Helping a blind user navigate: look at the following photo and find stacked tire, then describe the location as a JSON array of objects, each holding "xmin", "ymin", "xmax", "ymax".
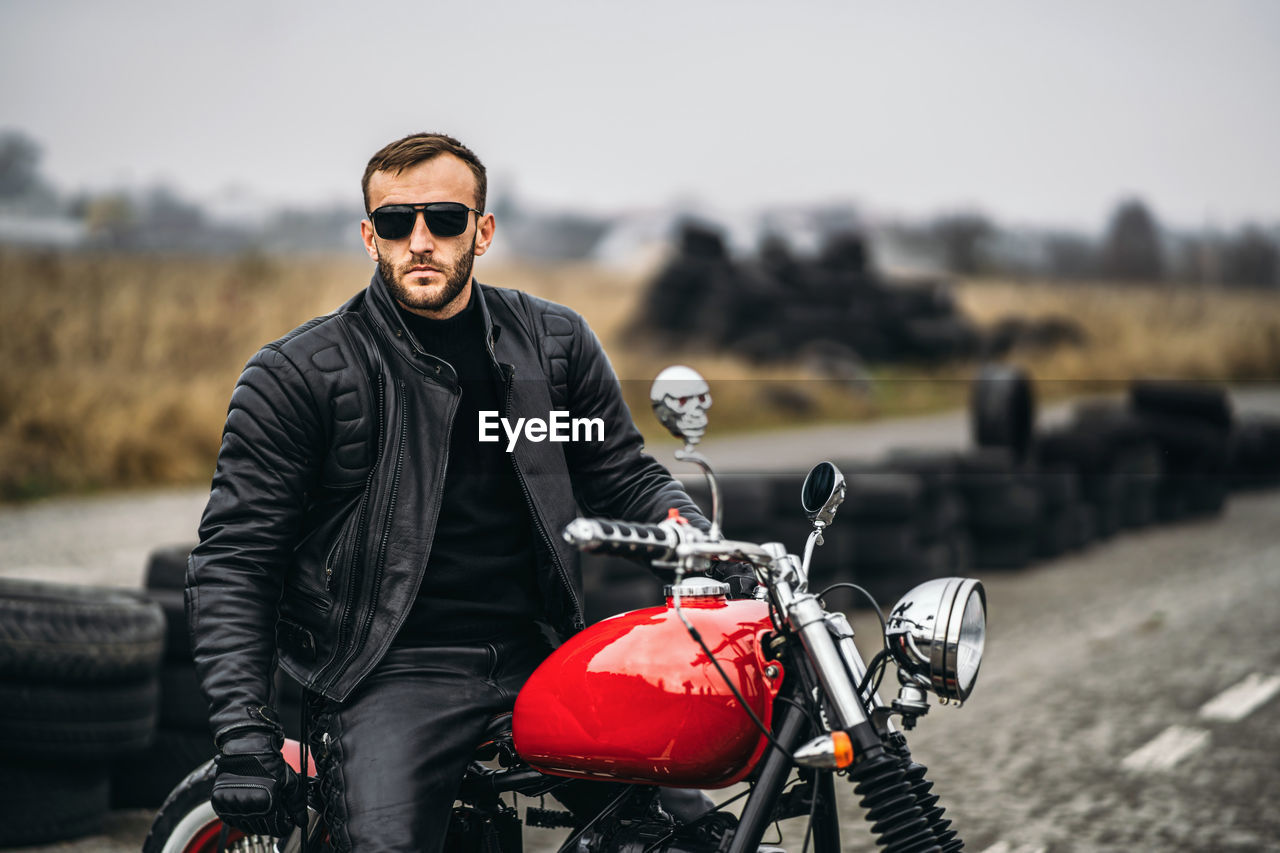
[
  {"xmin": 1229, "ymin": 414, "xmax": 1280, "ymax": 490},
  {"xmin": 0, "ymin": 578, "xmax": 164, "ymax": 847},
  {"xmin": 121, "ymin": 545, "xmax": 307, "ymax": 810},
  {"xmin": 109, "ymin": 544, "xmax": 218, "ymax": 810},
  {"xmin": 1129, "ymin": 381, "xmax": 1232, "ymax": 520},
  {"xmin": 882, "ymin": 449, "xmax": 971, "ymax": 576},
  {"xmin": 954, "ymin": 448, "xmax": 1043, "ymax": 570}
]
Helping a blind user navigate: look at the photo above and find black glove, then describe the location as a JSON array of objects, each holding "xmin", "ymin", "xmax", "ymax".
[
  {"xmin": 212, "ymin": 725, "xmax": 307, "ymax": 838},
  {"xmin": 709, "ymin": 560, "xmax": 760, "ymax": 598}
]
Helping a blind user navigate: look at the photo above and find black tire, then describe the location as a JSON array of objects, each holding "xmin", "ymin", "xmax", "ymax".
[
  {"xmin": 1130, "ymin": 380, "xmax": 1233, "ymax": 430},
  {"xmin": 963, "ymin": 480, "xmax": 1041, "ymax": 531},
  {"xmin": 142, "ymin": 757, "xmax": 270, "ymax": 853},
  {"xmin": 0, "ymin": 578, "xmax": 165, "ymax": 683},
  {"xmin": 1185, "ymin": 476, "xmax": 1229, "ymax": 517},
  {"xmin": 1228, "ymin": 416, "xmax": 1280, "ymax": 490},
  {"xmin": 1155, "ymin": 481, "xmax": 1192, "ymax": 522},
  {"xmin": 940, "ymin": 531, "xmax": 973, "ymax": 574},
  {"xmin": 584, "ymin": 572, "xmax": 663, "ymax": 624},
  {"xmin": 716, "ymin": 473, "xmax": 776, "ymax": 532},
  {"xmin": 0, "ymin": 676, "xmax": 159, "ymax": 759},
  {"xmin": 971, "ymin": 535, "xmax": 1038, "ymax": 571},
  {"xmin": 838, "ymin": 471, "xmax": 925, "ymax": 522},
  {"xmin": 882, "ymin": 448, "xmax": 960, "ymax": 494},
  {"xmin": 847, "ymin": 520, "xmax": 921, "ymax": 565},
  {"xmin": 1072, "ymin": 504, "xmax": 1099, "ymax": 550},
  {"xmin": 847, "ymin": 556, "xmax": 935, "ymax": 611},
  {"xmin": 159, "ymin": 663, "xmax": 209, "ymax": 732},
  {"xmin": 1140, "ymin": 415, "xmax": 1230, "ymax": 472},
  {"xmin": 146, "ymin": 543, "xmax": 196, "ymax": 591},
  {"xmin": 765, "ymin": 471, "xmax": 811, "ymax": 524},
  {"xmin": 1036, "ymin": 508, "xmax": 1079, "ymax": 559},
  {"xmin": 1114, "ymin": 443, "xmax": 1162, "ymax": 529},
  {"xmin": 1030, "ymin": 465, "xmax": 1079, "ymax": 513},
  {"xmin": 971, "ymin": 363, "xmax": 1036, "ymax": 463},
  {"xmin": 956, "ymin": 446, "xmax": 1018, "ymax": 477},
  {"xmin": 149, "ymin": 586, "xmax": 193, "ymax": 663},
  {"xmin": 1034, "ymin": 426, "xmax": 1117, "ymax": 475},
  {"xmin": 915, "ymin": 492, "xmax": 966, "ymax": 542},
  {"xmin": 0, "ymin": 758, "xmax": 111, "ymax": 847},
  {"xmin": 110, "ymin": 728, "xmax": 216, "ymax": 809}
]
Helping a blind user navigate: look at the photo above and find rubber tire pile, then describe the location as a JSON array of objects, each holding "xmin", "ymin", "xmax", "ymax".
[
  {"xmin": 636, "ymin": 224, "xmax": 1084, "ymax": 368},
  {"xmin": 583, "ymin": 372, "xmax": 1280, "ymax": 620},
  {"xmin": 0, "ymin": 549, "xmax": 307, "ymax": 847},
  {"xmin": 113, "ymin": 546, "xmax": 305, "ymax": 812},
  {"xmin": 0, "ymin": 579, "xmax": 164, "ymax": 847}
]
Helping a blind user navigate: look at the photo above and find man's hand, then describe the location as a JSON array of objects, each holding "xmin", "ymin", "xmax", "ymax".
[
  {"xmin": 709, "ymin": 559, "xmax": 760, "ymax": 599},
  {"xmin": 212, "ymin": 727, "xmax": 307, "ymax": 838}
]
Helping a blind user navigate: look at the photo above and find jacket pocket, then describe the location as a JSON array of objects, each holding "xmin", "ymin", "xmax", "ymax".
[
  {"xmin": 277, "ymin": 618, "xmax": 318, "ymax": 662},
  {"xmin": 321, "ymin": 506, "xmax": 363, "ymax": 595}
]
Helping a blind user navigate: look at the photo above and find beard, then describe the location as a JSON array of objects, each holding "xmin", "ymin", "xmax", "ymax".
[{"xmin": 379, "ymin": 234, "xmax": 476, "ymax": 314}]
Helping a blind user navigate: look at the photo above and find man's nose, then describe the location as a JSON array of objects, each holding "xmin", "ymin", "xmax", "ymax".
[{"xmin": 408, "ymin": 211, "xmax": 434, "ymax": 254}]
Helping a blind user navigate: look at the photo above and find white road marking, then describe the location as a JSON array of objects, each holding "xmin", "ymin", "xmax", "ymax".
[
  {"xmin": 981, "ymin": 842, "xmax": 1046, "ymax": 853},
  {"xmin": 1121, "ymin": 725, "xmax": 1211, "ymax": 772},
  {"xmin": 1198, "ymin": 673, "xmax": 1280, "ymax": 723}
]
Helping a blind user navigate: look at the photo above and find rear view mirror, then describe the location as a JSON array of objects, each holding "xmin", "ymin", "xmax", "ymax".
[{"xmin": 801, "ymin": 461, "xmax": 845, "ymax": 528}]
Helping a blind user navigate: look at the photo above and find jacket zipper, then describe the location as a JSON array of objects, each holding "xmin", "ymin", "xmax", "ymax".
[
  {"xmin": 322, "ymin": 522, "xmax": 349, "ymax": 593},
  {"xmin": 502, "ymin": 364, "xmax": 585, "ymax": 631},
  {"xmin": 317, "ymin": 372, "xmax": 385, "ymax": 691},
  {"xmin": 344, "ymin": 379, "xmax": 407, "ymax": 679}
]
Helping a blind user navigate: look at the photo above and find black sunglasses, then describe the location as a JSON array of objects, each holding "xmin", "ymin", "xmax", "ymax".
[{"xmin": 368, "ymin": 202, "xmax": 481, "ymax": 240}]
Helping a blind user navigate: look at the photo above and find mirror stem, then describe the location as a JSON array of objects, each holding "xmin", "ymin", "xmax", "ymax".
[
  {"xmin": 675, "ymin": 446, "xmax": 722, "ymax": 541},
  {"xmin": 801, "ymin": 526, "xmax": 824, "ymax": 581}
]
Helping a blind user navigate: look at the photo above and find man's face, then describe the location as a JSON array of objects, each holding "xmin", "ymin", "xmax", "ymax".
[{"xmin": 360, "ymin": 154, "xmax": 496, "ymax": 319}]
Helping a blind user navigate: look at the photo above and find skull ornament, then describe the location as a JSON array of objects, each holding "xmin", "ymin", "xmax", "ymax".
[{"xmin": 650, "ymin": 365, "xmax": 712, "ymax": 445}]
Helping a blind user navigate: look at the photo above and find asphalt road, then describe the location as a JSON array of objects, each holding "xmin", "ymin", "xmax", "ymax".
[{"xmin": 2, "ymin": 390, "xmax": 1278, "ymax": 852}]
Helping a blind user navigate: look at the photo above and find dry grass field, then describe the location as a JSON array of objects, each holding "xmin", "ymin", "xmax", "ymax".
[{"xmin": 2, "ymin": 247, "xmax": 1278, "ymax": 501}]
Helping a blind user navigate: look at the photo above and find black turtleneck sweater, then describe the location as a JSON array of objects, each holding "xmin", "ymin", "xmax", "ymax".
[{"xmin": 391, "ymin": 286, "xmax": 542, "ymax": 644}]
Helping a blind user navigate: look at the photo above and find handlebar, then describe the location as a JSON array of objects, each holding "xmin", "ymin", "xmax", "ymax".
[
  {"xmin": 562, "ymin": 517, "xmax": 777, "ymax": 577},
  {"xmin": 561, "ymin": 517, "xmax": 704, "ymax": 561}
]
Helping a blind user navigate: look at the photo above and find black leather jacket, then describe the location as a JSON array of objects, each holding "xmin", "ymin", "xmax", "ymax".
[{"xmin": 187, "ymin": 271, "xmax": 703, "ymax": 742}]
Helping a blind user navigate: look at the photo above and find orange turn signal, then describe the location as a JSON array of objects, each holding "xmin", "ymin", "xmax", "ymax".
[{"xmin": 831, "ymin": 731, "xmax": 854, "ymax": 768}]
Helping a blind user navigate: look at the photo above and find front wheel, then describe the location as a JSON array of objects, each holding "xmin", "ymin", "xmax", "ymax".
[{"xmin": 142, "ymin": 758, "xmax": 286, "ymax": 853}]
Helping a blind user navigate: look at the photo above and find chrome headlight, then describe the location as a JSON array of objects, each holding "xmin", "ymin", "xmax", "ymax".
[{"xmin": 885, "ymin": 577, "xmax": 986, "ymax": 702}]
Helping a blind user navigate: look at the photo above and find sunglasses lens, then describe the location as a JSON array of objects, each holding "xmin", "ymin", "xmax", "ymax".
[
  {"xmin": 372, "ymin": 207, "xmax": 416, "ymax": 240},
  {"xmin": 423, "ymin": 204, "xmax": 471, "ymax": 237}
]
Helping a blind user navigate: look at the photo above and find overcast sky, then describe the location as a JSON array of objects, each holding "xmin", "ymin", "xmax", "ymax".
[{"xmin": 3, "ymin": 0, "xmax": 1278, "ymax": 231}]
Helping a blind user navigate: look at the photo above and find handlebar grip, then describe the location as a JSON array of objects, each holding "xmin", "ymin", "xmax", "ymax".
[{"xmin": 562, "ymin": 518, "xmax": 685, "ymax": 560}]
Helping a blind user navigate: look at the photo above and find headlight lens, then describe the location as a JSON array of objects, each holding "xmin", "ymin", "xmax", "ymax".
[{"xmin": 886, "ymin": 577, "xmax": 987, "ymax": 702}]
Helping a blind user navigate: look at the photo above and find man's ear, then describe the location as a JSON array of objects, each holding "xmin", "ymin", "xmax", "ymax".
[
  {"xmin": 473, "ymin": 212, "xmax": 496, "ymax": 258},
  {"xmin": 360, "ymin": 219, "xmax": 380, "ymax": 261}
]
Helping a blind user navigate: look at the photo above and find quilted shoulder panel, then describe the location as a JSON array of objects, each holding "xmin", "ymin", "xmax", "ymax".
[
  {"xmin": 488, "ymin": 286, "xmax": 583, "ymax": 412},
  {"xmin": 271, "ymin": 314, "xmax": 378, "ymax": 487},
  {"xmin": 540, "ymin": 309, "xmax": 576, "ymax": 409}
]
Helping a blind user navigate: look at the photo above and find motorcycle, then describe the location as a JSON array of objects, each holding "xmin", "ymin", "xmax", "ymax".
[{"xmin": 144, "ymin": 365, "xmax": 987, "ymax": 853}]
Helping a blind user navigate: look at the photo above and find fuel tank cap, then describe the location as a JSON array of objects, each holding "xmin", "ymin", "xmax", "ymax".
[{"xmin": 663, "ymin": 579, "xmax": 730, "ymax": 599}]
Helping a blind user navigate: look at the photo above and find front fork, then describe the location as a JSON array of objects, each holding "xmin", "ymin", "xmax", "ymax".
[{"xmin": 725, "ymin": 617, "xmax": 963, "ymax": 853}]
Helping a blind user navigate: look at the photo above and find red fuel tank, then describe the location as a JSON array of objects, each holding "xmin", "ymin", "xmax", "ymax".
[{"xmin": 513, "ymin": 584, "xmax": 782, "ymax": 788}]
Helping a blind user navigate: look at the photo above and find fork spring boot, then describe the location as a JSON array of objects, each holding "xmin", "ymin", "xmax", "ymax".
[{"xmin": 847, "ymin": 752, "xmax": 940, "ymax": 852}]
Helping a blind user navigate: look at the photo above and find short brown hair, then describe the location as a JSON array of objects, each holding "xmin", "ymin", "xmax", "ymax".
[{"xmin": 361, "ymin": 132, "xmax": 487, "ymax": 213}]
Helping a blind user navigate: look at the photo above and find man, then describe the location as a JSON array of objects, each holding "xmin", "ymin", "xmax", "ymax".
[{"xmin": 187, "ymin": 132, "xmax": 706, "ymax": 851}]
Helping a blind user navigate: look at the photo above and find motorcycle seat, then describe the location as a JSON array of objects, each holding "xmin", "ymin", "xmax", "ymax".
[{"xmin": 473, "ymin": 712, "xmax": 515, "ymax": 763}]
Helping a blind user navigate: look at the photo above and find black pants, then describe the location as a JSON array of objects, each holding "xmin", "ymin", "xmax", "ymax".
[{"xmin": 307, "ymin": 629, "xmax": 555, "ymax": 853}]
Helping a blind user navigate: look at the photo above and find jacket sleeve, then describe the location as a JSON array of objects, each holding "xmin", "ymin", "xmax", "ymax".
[
  {"xmin": 561, "ymin": 312, "xmax": 709, "ymax": 532},
  {"xmin": 186, "ymin": 344, "xmax": 322, "ymax": 743}
]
